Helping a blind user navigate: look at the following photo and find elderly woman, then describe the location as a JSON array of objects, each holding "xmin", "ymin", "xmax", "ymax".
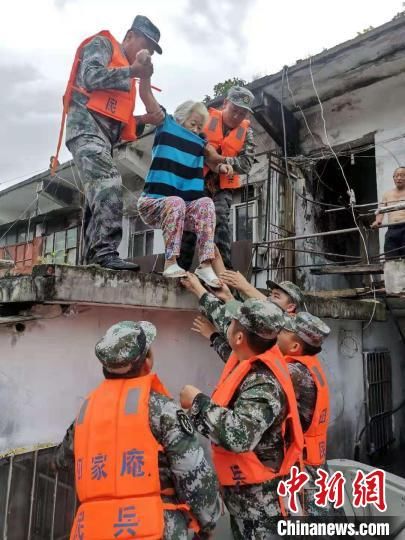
[{"xmin": 138, "ymin": 91, "xmax": 232, "ymax": 286}]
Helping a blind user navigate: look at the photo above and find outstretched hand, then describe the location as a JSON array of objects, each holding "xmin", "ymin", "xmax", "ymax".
[
  {"xmin": 192, "ymin": 316, "xmax": 216, "ymax": 340},
  {"xmin": 220, "ymin": 270, "xmax": 250, "ymax": 292}
]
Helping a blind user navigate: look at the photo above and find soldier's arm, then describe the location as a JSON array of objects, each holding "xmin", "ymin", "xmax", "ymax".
[
  {"xmin": 199, "ymin": 292, "xmax": 232, "ymax": 336},
  {"xmin": 54, "ymin": 422, "xmax": 75, "ymax": 470},
  {"xmin": 224, "ymin": 127, "xmax": 256, "ymax": 175},
  {"xmin": 157, "ymin": 398, "xmax": 222, "ymax": 535},
  {"xmin": 211, "ymin": 333, "xmax": 232, "ymax": 364},
  {"xmin": 81, "ymin": 36, "xmax": 132, "ymax": 92},
  {"xmin": 190, "ymin": 371, "xmax": 284, "ymax": 452}
]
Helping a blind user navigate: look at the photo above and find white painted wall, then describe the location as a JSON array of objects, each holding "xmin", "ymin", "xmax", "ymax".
[
  {"xmin": 0, "ymin": 306, "xmax": 224, "ymax": 453},
  {"xmin": 321, "ymin": 319, "xmax": 363, "ymax": 459},
  {"xmin": 2, "ymin": 305, "xmax": 402, "ymax": 464}
]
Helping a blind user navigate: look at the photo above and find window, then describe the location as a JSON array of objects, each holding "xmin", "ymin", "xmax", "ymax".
[
  {"xmin": 363, "ymin": 350, "xmax": 394, "ymax": 454},
  {"xmin": 0, "ymin": 447, "xmax": 76, "ymax": 539},
  {"xmin": 0, "ymin": 224, "xmax": 34, "ymax": 247},
  {"xmin": 232, "ymin": 201, "xmax": 258, "ymax": 242},
  {"xmin": 128, "ymin": 217, "xmax": 154, "ymax": 258},
  {"xmin": 44, "ymin": 227, "xmax": 78, "ymax": 265}
]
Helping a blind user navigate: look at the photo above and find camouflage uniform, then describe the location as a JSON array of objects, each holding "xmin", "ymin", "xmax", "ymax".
[
  {"xmin": 55, "ymin": 321, "xmax": 221, "ymax": 539},
  {"xmin": 199, "ymin": 296, "xmax": 340, "ymax": 522},
  {"xmin": 189, "ymin": 299, "xmax": 291, "ymax": 539},
  {"xmin": 66, "ymin": 34, "xmax": 134, "ymax": 264},
  {"xmin": 179, "ymin": 87, "xmax": 256, "ymax": 271},
  {"xmin": 283, "ymin": 313, "xmax": 345, "ymax": 519}
]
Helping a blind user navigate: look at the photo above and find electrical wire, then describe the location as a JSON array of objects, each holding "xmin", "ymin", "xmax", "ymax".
[
  {"xmin": 280, "ymin": 67, "xmax": 342, "ymax": 210},
  {"xmin": 308, "ymin": 56, "xmax": 378, "ymax": 330},
  {"xmin": 285, "ymin": 66, "xmax": 326, "ymax": 158}
]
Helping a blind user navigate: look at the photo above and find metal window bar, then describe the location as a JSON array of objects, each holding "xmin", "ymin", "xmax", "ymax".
[
  {"xmin": 250, "ymin": 155, "xmax": 295, "ymax": 285},
  {"xmin": 3, "ymin": 455, "xmax": 13, "ymax": 540},
  {"xmin": 1, "ymin": 449, "xmax": 76, "ymax": 540},
  {"xmin": 363, "ymin": 350, "xmax": 394, "ymax": 455}
]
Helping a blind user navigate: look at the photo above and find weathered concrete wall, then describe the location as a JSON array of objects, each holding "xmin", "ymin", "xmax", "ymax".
[
  {"xmin": 363, "ymin": 315, "xmax": 405, "ymax": 451},
  {"xmin": 385, "ymin": 260, "xmax": 405, "ymax": 295},
  {"xmin": 0, "ymin": 304, "xmax": 399, "ymax": 461},
  {"xmin": 322, "ymin": 316, "xmax": 405, "ymax": 461},
  {"xmin": 321, "ymin": 319, "xmax": 363, "ymax": 459},
  {"xmin": 293, "ymin": 71, "xmax": 405, "ymax": 257},
  {"xmin": 0, "ymin": 305, "xmax": 225, "ymax": 453}
]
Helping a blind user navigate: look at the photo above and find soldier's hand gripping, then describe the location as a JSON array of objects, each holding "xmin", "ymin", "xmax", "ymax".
[
  {"xmin": 180, "ymin": 385, "xmax": 202, "ymax": 409},
  {"xmin": 217, "ymin": 163, "xmax": 234, "ymax": 178},
  {"xmin": 129, "ymin": 49, "xmax": 154, "ymax": 78},
  {"xmin": 192, "ymin": 316, "xmax": 216, "ymax": 340},
  {"xmin": 180, "ymin": 272, "xmax": 207, "ymax": 299}
]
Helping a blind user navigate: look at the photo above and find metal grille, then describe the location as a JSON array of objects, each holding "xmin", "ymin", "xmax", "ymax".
[
  {"xmin": 0, "ymin": 447, "xmax": 76, "ymax": 540},
  {"xmin": 251, "ymin": 154, "xmax": 295, "ymax": 284},
  {"xmin": 363, "ymin": 350, "xmax": 394, "ymax": 454}
]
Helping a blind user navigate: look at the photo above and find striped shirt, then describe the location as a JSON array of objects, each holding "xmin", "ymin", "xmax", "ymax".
[{"xmin": 143, "ymin": 114, "xmax": 206, "ymax": 201}]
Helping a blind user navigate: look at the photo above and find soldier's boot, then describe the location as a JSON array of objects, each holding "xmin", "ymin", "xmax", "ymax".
[{"xmin": 98, "ymin": 255, "xmax": 140, "ymax": 271}]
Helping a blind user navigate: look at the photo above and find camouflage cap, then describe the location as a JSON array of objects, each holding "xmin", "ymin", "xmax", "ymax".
[
  {"xmin": 95, "ymin": 321, "xmax": 156, "ymax": 369},
  {"xmin": 225, "ymin": 298, "xmax": 286, "ymax": 339},
  {"xmin": 284, "ymin": 312, "xmax": 330, "ymax": 347},
  {"xmin": 131, "ymin": 15, "xmax": 162, "ymax": 54},
  {"xmin": 227, "ymin": 86, "xmax": 255, "ymax": 112},
  {"xmin": 267, "ymin": 280, "xmax": 304, "ymax": 307}
]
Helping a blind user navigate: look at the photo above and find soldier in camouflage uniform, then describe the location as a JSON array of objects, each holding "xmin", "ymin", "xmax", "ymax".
[
  {"xmin": 182, "ymin": 274, "xmax": 341, "ymax": 524},
  {"xmin": 180, "ymin": 280, "xmax": 293, "ymax": 539},
  {"xmin": 65, "ymin": 16, "xmax": 164, "ymax": 270},
  {"xmin": 179, "ymin": 86, "xmax": 257, "ymax": 271},
  {"xmin": 278, "ymin": 313, "xmax": 346, "ymax": 519},
  {"xmin": 55, "ymin": 320, "xmax": 221, "ymax": 539}
]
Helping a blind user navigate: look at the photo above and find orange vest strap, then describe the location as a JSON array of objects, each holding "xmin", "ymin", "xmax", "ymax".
[
  {"xmin": 211, "ymin": 349, "xmax": 304, "ymax": 486},
  {"xmin": 203, "ymin": 108, "xmax": 250, "ymax": 189},
  {"xmin": 52, "ymin": 30, "xmax": 136, "ymax": 175},
  {"xmin": 285, "ymin": 354, "xmax": 330, "ymax": 466}
]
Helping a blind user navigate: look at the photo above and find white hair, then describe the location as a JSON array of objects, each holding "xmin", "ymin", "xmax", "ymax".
[{"xmin": 173, "ymin": 100, "xmax": 209, "ymax": 126}]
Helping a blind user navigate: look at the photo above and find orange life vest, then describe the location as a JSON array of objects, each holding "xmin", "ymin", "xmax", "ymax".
[
  {"xmin": 71, "ymin": 373, "xmax": 198, "ymax": 540},
  {"xmin": 51, "ymin": 30, "xmax": 136, "ymax": 175},
  {"xmin": 285, "ymin": 355, "xmax": 329, "ymax": 466},
  {"xmin": 211, "ymin": 349, "xmax": 304, "ymax": 486},
  {"xmin": 203, "ymin": 108, "xmax": 250, "ymax": 190}
]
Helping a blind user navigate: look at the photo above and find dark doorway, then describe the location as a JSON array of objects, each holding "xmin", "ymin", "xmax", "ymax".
[{"xmin": 312, "ymin": 145, "xmax": 379, "ymax": 262}]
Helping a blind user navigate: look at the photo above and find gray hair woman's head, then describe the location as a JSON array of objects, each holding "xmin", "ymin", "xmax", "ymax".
[{"xmin": 173, "ymin": 100, "xmax": 209, "ymax": 134}]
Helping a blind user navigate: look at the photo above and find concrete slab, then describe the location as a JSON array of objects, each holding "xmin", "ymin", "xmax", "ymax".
[{"xmin": 0, "ymin": 264, "xmax": 387, "ymax": 320}]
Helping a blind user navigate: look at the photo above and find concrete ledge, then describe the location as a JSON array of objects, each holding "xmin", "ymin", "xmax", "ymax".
[
  {"xmin": 0, "ymin": 264, "xmax": 387, "ymax": 320},
  {"xmin": 3, "ymin": 264, "xmax": 195, "ymax": 311},
  {"xmin": 304, "ymin": 295, "xmax": 386, "ymax": 322}
]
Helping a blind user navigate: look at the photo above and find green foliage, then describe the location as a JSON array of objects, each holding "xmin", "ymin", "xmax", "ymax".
[
  {"xmin": 203, "ymin": 77, "xmax": 247, "ymax": 105},
  {"xmin": 356, "ymin": 25, "xmax": 374, "ymax": 36}
]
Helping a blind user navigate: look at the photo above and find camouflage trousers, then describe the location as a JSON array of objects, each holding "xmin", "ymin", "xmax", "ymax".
[
  {"xmin": 163, "ymin": 510, "xmax": 188, "ymax": 540},
  {"xmin": 230, "ymin": 516, "xmax": 282, "ymax": 540},
  {"xmin": 67, "ymin": 134, "xmax": 123, "ymax": 264},
  {"xmin": 179, "ymin": 189, "xmax": 233, "ymax": 270}
]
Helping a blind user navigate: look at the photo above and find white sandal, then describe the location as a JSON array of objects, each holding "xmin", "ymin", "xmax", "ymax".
[
  {"xmin": 163, "ymin": 263, "xmax": 187, "ymax": 278},
  {"xmin": 195, "ymin": 265, "xmax": 221, "ymax": 289}
]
